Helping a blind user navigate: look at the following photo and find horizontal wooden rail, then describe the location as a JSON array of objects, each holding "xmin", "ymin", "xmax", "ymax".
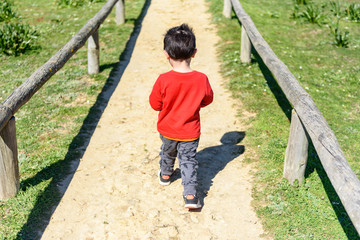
[{"xmin": 228, "ymin": 0, "xmax": 360, "ymax": 233}]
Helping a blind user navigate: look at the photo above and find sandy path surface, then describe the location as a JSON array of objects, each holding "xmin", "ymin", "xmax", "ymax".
[{"xmin": 41, "ymin": 0, "xmax": 265, "ymax": 239}]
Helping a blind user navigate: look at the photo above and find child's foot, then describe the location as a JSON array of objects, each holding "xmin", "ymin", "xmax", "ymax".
[
  {"xmin": 158, "ymin": 170, "xmax": 171, "ymax": 185},
  {"xmin": 183, "ymin": 194, "xmax": 202, "ymax": 209}
]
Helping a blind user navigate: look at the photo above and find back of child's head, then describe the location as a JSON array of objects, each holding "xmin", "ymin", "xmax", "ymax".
[{"xmin": 164, "ymin": 24, "xmax": 196, "ymax": 60}]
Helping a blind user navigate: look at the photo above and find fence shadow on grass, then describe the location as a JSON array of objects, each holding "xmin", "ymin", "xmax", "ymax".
[
  {"xmin": 251, "ymin": 49, "xmax": 293, "ymax": 121},
  {"xmin": 15, "ymin": 0, "xmax": 151, "ymax": 239},
  {"xmin": 249, "ymin": 39, "xmax": 358, "ymax": 239},
  {"xmin": 196, "ymin": 131, "xmax": 245, "ymax": 208},
  {"xmin": 305, "ymin": 144, "xmax": 360, "ymax": 240}
]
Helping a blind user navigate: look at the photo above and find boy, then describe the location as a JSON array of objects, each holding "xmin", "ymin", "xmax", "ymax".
[{"xmin": 149, "ymin": 24, "xmax": 213, "ymax": 209}]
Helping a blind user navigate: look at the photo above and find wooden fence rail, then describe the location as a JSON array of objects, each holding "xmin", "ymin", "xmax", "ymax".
[
  {"xmin": 0, "ymin": 0, "xmax": 125, "ymax": 200},
  {"xmin": 225, "ymin": 0, "xmax": 360, "ymax": 234}
]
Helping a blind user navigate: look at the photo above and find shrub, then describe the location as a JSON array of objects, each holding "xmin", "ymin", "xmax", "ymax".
[
  {"xmin": 329, "ymin": 1, "xmax": 343, "ymax": 18},
  {"xmin": 0, "ymin": 23, "xmax": 38, "ymax": 56},
  {"xmin": 345, "ymin": 3, "xmax": 360, "ymax": 22},
  {"xmin": 330, "ymin": 20, "xmax": 350, "ymax": 48},
  {"xmin": 301, "ymin": 4, "xmax": 326, "ymax": 24},
  {"xmin": 0, "ymin": 0, "xmax": 16, "ymax": 22},
  {"xmin": 291, "ymin": 4, "xmax": 302, "ymax": 19}
]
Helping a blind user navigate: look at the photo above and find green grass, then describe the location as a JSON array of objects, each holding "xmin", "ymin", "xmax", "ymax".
[
  {"xmin": 207, "ymin": 0, "xmax": 359, "ymax": 239},
  {"xmin": 0, "ymin": 0, "xmax": 146, "ymax": 239},
  {"xmin": 1, "ymin": 0, "xmax": 358, "ymax": 238}
]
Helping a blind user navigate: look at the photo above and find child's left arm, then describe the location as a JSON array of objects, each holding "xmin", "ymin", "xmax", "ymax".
[{"xmin": 200, "ymin": 78, "xmax": 213, "ymax": 108}]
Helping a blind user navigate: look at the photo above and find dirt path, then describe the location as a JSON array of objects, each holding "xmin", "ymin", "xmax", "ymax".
[{"xmin": 41, "ymin": 0, "xmax": 265, "ymax": 239}]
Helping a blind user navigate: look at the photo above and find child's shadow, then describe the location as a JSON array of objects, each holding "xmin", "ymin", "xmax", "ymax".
[{"xmin": 197, "ymin": 131, "xmax": 245, "ymax": 207}]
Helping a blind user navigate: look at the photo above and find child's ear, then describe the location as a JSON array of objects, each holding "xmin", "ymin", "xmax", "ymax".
[
  {"xmin": 163, "ymin": 50, "xmax": 170, "ymax": 59},
  {"xmin": 192, "ymin": 48, "xmax": 197, "ymax": 58}
]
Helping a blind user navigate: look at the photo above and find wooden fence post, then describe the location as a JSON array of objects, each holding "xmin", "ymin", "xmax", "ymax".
[
  {"xmin": 88, "ymin": 29, "xmax": 100, "ymax": 74},
  {"xmin": 116, "ymin": 0, "xmax": 125, "ymax": 25},
  {"xmin": 0, "ymin": 117, "xmax": 19, "ymax": 200},
  {"xmin": 223, "ymin": 0, "xmax": 232, "ymax": 18},
  {"xmin": 283, "ymin": 109, "xmax": 309, "ymax": 185},
  {"xmin": 240, "ymin": 25, "xmax": 251, "ymax": 63}
]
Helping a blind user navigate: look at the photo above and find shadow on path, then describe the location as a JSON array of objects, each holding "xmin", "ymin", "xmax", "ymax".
[
  {"xmin": 197, "ymin": 131, "xmax": 245, "ymax": 207},
  {"xmin": 16, "ymin": 0, "xmax": 151, "ymax": 239}
]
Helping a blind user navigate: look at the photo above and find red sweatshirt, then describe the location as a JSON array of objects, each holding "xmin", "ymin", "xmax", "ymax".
[{"xmin": 149, "ymin": 70, "xmax": 213, "ymax": 139}]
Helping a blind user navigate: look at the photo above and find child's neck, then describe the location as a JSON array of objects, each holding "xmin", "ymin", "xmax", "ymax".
[{"xmin": 169, "ymin": 58, "xmax": 193, "ymax": 73}]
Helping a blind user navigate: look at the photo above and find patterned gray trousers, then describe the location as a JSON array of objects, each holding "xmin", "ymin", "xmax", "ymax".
[{"xmin": 159, "ymin": 134, "xmax": 200, "ymax": 196}]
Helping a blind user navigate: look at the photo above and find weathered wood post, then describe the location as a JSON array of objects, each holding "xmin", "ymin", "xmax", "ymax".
[
  {"xmin": 88, "ymin": 29, "xmax": 100, "ymax": 74},
  {"xmin": 240, "ymin": 25, "xmax": 251, "ymax": 63},
  {"xmin": 115, "ymin": 0, "xmax": 125, "ymax": 25},
  {"xmin": 0, "ymin": 117, "xmax": 19, "ymax": 200},
  {"xmin": 283, "ymin": 109, "xmax": 309, "ymax": 185},
  {"xmin": 223, "ymin": 0, "xmax": 232, "ymax": 18}
]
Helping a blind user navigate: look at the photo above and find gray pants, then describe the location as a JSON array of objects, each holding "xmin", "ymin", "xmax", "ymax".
[{"xmin": 159, "ymin": 134, "xmax": 199, "ymax": 196}]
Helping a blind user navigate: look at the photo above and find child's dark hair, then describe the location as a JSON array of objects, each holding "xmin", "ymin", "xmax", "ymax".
[{"xmin": 164, "ymin": 24, "xmax": 196, "ymax": 60}]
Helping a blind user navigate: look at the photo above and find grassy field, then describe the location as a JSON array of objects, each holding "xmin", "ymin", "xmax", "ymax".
[
  {"xmin": 0, "ymin": 0, "xmax": 146, "ymax": 239},
  {"xmin": 0, "ymin": 0, "xmax": 359, "ymax": 239},
  {"xmin": 207, "ymin": 0, "xmax": 359, "ymax": 239}
]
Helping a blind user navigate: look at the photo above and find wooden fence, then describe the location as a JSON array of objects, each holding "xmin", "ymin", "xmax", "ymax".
[
  {"xmin": 223, "ymin": 0, "xmax": 360, "ymax": 233},
  {"xmin": 0, "ymin": 0, "xmax": 125, "ymax": 201}
]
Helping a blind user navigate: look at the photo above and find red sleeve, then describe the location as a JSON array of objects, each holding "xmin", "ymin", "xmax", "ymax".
[
  {"xmin": 149, "ymin": 77, "xmax": 163, "ymax": 111},
  {"xmin": 200, "ymin": 77, "xmax": 213, "ymax": 108}
]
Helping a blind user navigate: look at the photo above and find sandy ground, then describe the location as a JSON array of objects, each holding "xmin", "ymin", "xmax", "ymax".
[{"xmin": 41, "ymin": 0, "xmax": 265, "ymax": 239}]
